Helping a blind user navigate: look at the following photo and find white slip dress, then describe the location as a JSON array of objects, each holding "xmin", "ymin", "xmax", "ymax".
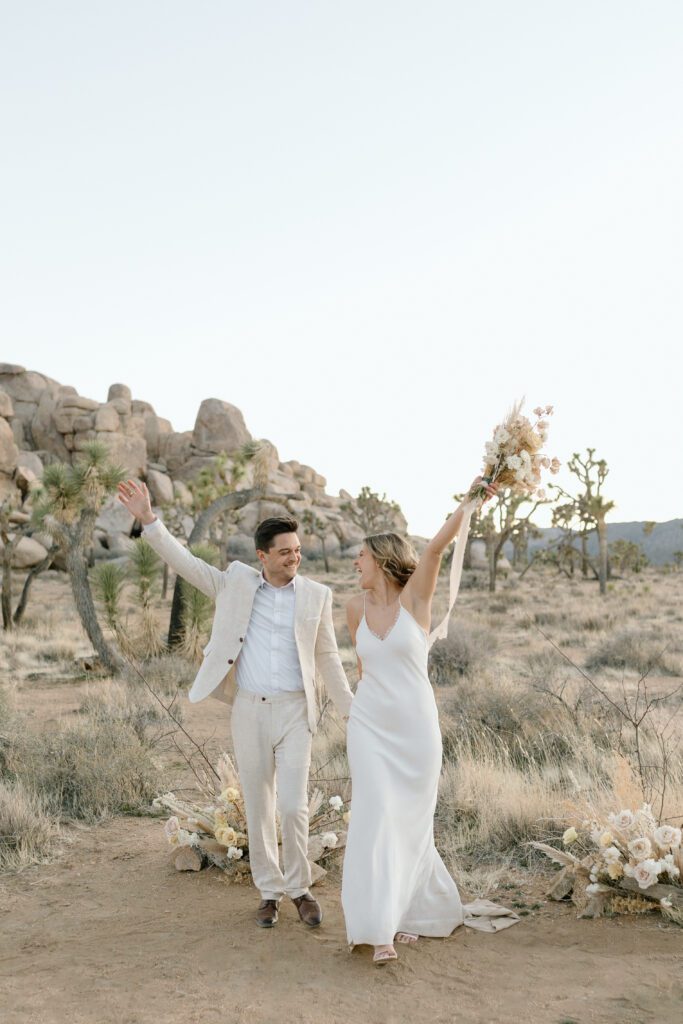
[{"xmin": 341, "ymin": 598, "xmax": 519, "ymax": 946}]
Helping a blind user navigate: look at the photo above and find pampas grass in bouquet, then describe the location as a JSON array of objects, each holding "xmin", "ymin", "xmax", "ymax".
[{"xmin": 469, "ymin": 400, "xmax": 560, "ymax": 503}]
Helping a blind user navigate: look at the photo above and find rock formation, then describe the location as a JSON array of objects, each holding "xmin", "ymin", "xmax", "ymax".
[{"xmin": 0, "ymin": 363, "xmax": 406, "ymax": 567}]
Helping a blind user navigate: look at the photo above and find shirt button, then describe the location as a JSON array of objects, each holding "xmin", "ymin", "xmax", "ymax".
[
  {"xmin": 228, "ymin": 659, "xmax": 234, "ymax": 665},
  {"xmin": 239, "ymin": 637, "xmax": 244, "ymax": 642}
]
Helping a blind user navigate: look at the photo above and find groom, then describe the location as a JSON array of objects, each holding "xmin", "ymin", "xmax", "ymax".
[{"xmin": 117, "ymin": 480, "xmax": 353, "ymax": 929}]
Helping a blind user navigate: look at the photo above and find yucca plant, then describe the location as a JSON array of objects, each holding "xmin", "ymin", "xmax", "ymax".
[
  {"xmin": 179, "ymin": 543, "xmax": 220, "ymax": 663},
  {"xmin": 128, "ymin": 539, "xmax": 163, "ymax": 657}
]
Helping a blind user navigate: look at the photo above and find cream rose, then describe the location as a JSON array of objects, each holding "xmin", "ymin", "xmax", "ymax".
[
  {"xmin": 628, "ymin": 837, "xmax": 652, "ymax": 861},
  {"xmin": 631, "ymin": 858, "xmax": 661, "ymax": 889},
  {"xmin": 654, "ymin": 826, "xmax": 682, "ymax": 849},
  {"xmin": 562, "ymin": 827, "xmax": 578, "ymax": 845},
  {"xmin": 609, "ymin": 810, "xmax": 635, "ymax": 830}
]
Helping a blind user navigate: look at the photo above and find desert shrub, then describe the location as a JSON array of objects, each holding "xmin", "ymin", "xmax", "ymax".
[
  {"xmin": 0, "ymin": 778, "xmax": 59, "ymax": 871},
  {"xmin": 586, "ymin": 629, "xmax": 681, "ymax": 676},
  {"xmin": 13, "ymin": 719, "xmax": 162, "ymax": 822},
  {"xmin": 124, "ymin": 653, "xmax": 196, "ymax": 697},
  {"xmin": 428, "ymin": 625, "xmax": 489, "ymax": 684},
  {"xmin": 79, "ymin": 682, "xmax": 175, "ymax": 744}
]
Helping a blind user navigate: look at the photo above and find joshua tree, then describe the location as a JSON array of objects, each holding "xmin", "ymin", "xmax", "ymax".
[
  {"xmin": 341, "ymin": 486, "xmax": 404, "ymax": 536},
  {"xmin": 301, "ymin": 510, "xmax": 331, "ymax": 572},
  {"xmin": 32, "ymin": 442, "xmax": 126, "ymax": 673},
  {"xmin": 471, "ymin": 489, "xmax": 549, "ymax": 592},
  {"xmin": 551, "ymin": 449, "xmax": 615, "ymax": 595},
  {"xmin": 0, "ymin": 497, "xmax": 59, "ymax": 631},
  {"xmin": 608, "ymin": 539, "xmax": 648, "ymax": 575},
  {"xmin": 128, "ymin": 538, "xmax": 163, "ymax": 657}
]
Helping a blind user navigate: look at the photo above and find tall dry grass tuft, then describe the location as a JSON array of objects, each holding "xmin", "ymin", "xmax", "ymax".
[
  {"xmin": 586, "ymin": 628, "xmax": 682, "ymax": 676},
  {"xmin": 10, "ymin": 718, "xmax": 162, "ymax": 822},
  {"xmin": 0, "ymin": 779, "xmax": 59, "ymax": 871},
  {"xmin": 428, "ymin": 624, "xmax": 489, "ymax": 684},
  {"xmin": 79, "ymin": 682, "xmax": 177, "ymax": 744}
]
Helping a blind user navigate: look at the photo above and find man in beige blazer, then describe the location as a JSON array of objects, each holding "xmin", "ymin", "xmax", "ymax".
[{"xmin": 117, "ymin": 480, "xmax": 353, "ymax": 929}]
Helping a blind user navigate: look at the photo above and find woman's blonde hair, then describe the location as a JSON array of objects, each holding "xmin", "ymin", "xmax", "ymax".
[{"xmin": 364, "ymin": 533, "xmax": 418, "ymax": 588}]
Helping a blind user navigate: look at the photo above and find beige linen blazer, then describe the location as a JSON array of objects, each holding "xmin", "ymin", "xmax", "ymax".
[{"xmin": 142, "ymin": 519, "xmax": 353, "ymax": 733}]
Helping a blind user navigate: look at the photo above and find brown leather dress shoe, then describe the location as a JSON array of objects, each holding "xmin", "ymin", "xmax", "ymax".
[
  {"xmin": 256, "ymin": 899, "xmax": 279, "ymax": 928},
  {"xmin": 292, "ymin": 893, "xmax": 323, "ymax": 927}
]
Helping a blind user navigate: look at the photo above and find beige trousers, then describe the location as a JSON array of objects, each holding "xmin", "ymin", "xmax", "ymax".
[{"xmin": 230, "ymin": 690, "xmax": 312, "ymax": 901}]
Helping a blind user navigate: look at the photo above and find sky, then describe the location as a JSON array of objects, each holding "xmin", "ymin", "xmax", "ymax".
[{"xmin": 2, "ymin": 2, "xmax": 681, "ymax": 535}]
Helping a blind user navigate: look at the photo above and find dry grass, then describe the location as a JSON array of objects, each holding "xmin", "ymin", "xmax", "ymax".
[
  {"xmin": 0, "ymin": 778, "xmax": 59, "ymax": 871},
  {"xmin": 2, "ymin": 559, "xmax": 683, "ymax": 896}
]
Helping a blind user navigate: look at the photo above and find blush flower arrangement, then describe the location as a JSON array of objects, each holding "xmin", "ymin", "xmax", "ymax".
[
  {"xmin": 469, "ymin": 401, "xmax": 560, "ymax": 503},
  {"xmin": 532, "ymin": 803, "xmax": 683, "ymax": 923},
  {"xmin": 153, "ymin": 753, "xmax": 348, "ymax": 882}
]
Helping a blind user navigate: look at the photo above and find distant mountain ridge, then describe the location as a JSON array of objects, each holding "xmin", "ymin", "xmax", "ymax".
[{"xmin": 527, "ymin": 519, "xmax": 683, "ymax": 566}]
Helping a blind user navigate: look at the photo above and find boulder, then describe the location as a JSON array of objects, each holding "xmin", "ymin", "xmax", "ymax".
[
  {"xmin": 108, "ymin": 383, "xmax": 132, "ymax": 404},
  {"xmin": 53, "ymin": 407, "xmax": 82, "ymax": 434},
  {"xmin": 95, "ymin": 404, "xmax": 120, "ymax": 432},
  {"xmin": 192, "ymin": 398, "xmax": 251, "ymax": 454},
  {"xmin": 146, "ymin": 469, "xmax": 174, "ymax": 506},
  {"xmin": 0, "ymin": 535, "xmax": 49, "ymax": 569},
  {"xmin": 0, "ymin": 389, "xmax": 13, "ymax": 418},
  {"xmin": 224, "ymin": 532, "xmax": 255, "ymax": 560},
  {"xmin": 143, "ymin": 415, "xmax": 172, "ymax": 461},
  {"xmin": 11, "ymin": 419, "xmax": 26, "ymax": 447},
  {"xmin": 72, "ymin": 413, "xmax": 95, "ymax": 432},
  {"xmin": 72, "ymin": 430, "xmax": 97, "ymax": 451},
  {"xmin": 31, "ymin": 390, "xmax": 70, "ymax": 460},
  {"xmin": 96, "ymin": 495, "xmax": 136, "ymax": 536},
  {"xmin": 58, "ymin": 395, "xmax": 99, "ymax": 412},
  {"xmin": 14, "ymin": 465, "xmax": 39, "ymax": 496},
  {"xmin": 158, "ymin": 431, "xmax": 193, "ymax": 475},
  {"xmin": 109, "ymin": 397, "xmax": 131, "ymax": 416},
  {"xmin": 17, "ymin": 450, "xmax": 44, "ymax": 478},
  {"xmin": 97, "ymin": 435, "xmax": 147, "ymax": 476},
  {"xmin": 172, "ymin": 479, "xmax": 193, "ymax": 507},
  {"xmin": 131, "ymin": 400, "xmax": 155, "ymax": 416},
  {"xmin": 0, "ymin": 417, "xmax": 19, "ymax": 477},
  {"xmin": 0, "ymin": 368, "xmax": 54, "ymax": 404}
]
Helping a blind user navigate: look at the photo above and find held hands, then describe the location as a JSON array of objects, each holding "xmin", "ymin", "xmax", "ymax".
[{"xmin": 117, "ymin": 479, "xmax": 156, "ymax": 526}]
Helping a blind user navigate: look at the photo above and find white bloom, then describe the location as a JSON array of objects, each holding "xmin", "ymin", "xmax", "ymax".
[
  {"xmin": 658, "ymin": 854, "xmax": 680, "ymax": 879},
  {"xmin": 329, "ymin": 795, "xmax": 344, "ymax": 811},
  {"xmin": 628, "ymin": 837, "xmax": 652, "ymax": 862},
  {"xmin": 608, "ymin": 809, "xmax": 635, "ymax": 830},
  {"xmin": 654, "ymin": 825, "xmax": 682, "ymax": 849},
  {"xmin": 631, "ymin": 858, "xmax": 661, "ymax": 889},
  {"xmin": 506, "ymin": 454, "xmax": 522, "ymax": 471},
  {"xmin": 562, "ymin": 826, "xmax": 578, "ymax": 845},
  {"xmin": 484, "ymin": 441, "xmax": 499, "ymax": 459},
  {"xmin": 493, "ymin": 426, "xmax": 510, "ymax": 446},
  {"xmin": 533, "ymin": 407, "xmax": 543, "ymax": 417},
  {"xmin": 599, "ymin": 831, "xmax": 614, "ymax": 848},
  {"xmin": 602, "ymin": 845, "xmax": 622, "ymax": 864},
  {"xmin": 661, "ymin": 897, "xmax": 673, "ymax": 909},
  {"xmin": 321, "ymin": 832, "xmax": 338, "ymax": 849},
  {"xmin": 586, "ymin": 883, "xmax": 609, "ymax": 895},
  {"xmin": 227, "ymin": 846, "xmax": 243, "ymax": 860}
]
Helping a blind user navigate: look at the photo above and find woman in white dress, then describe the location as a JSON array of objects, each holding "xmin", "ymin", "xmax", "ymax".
[{"xmin": 342, "ymin": 476, "xmax": 501, "ymax": 963}]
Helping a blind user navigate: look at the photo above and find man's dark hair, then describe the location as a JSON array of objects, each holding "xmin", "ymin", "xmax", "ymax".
[{"xmin": 254, "ymin": 516, "xmax": 299, "ymax": 553}]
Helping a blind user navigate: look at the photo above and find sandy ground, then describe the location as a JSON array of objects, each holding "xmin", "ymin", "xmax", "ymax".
[
  {"xmin": 2, "ymin": 570, "xmax": 683, "ymax": 1024},
  {"xmin": 1, "ymin": 812, "xmax": 682, "ymax": 1024}
]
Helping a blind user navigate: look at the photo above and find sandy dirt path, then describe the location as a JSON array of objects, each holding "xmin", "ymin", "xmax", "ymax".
[{"xmin": 1, "ymin": 814, "xmax": 681, "ymax": 1024}]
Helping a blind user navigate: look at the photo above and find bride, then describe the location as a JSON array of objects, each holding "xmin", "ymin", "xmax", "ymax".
[{"xmin": 342, "ymin": 476, "xmax": 516, "ymax": 963}]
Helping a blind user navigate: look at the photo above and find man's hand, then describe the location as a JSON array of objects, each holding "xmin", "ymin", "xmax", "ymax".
[{"xmin": 117, "ymin": 479, "xmax": 156, "ymax": 526}]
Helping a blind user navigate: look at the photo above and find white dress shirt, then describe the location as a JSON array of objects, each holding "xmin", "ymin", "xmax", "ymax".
[{"xmin": 235, "ymin": 572, "xmax": 305, "ymax": 695}]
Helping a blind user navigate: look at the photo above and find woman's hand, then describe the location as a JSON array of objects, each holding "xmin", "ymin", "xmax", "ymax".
[
  {"xmin": 117, "ymin": 479, "xmax": 156, "ymax": 525},
  {"xmin": 468, "ymin": 475, "xmax": 498, "ymax": 503}
]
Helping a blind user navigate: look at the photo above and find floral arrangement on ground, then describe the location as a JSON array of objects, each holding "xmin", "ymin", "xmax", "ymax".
[
  {"xmin": 533, "ymin": 803, "xmax": 683, "ymax": 924},
  {"xmin": 153, "ymin": 753, "xmax": 348, "ymax": 884}
]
